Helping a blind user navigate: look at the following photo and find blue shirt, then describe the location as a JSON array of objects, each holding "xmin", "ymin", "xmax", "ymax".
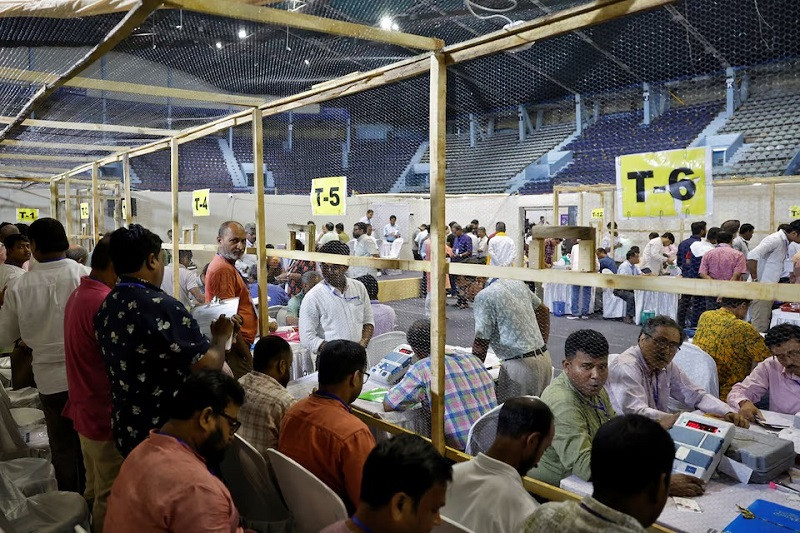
[
  {"xmin": 452, "ymin": 234, "xmax": 473, "ymax": 261},
  {"xmin": 677, "ymin": 235, "xmax": 700, "ymax": 269},
  {"xmin": 598, "ymin": 256, "xmax": 617, "ymax": 273}
]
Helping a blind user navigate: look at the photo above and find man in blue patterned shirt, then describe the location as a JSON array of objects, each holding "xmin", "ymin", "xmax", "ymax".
[
  {"xmin": 95, "ymin": 225, "xmax": 234, "ymax": 456},
  {"xmin": 384, "ymin": 319, "xmax": 496, "ymax": 450}
]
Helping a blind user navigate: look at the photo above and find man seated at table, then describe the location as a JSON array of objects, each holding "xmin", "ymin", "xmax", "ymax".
[
  {"xmin": 441, "ymin": 397, "xmax": 553, "ymax": 532},
  {"xmin": 607, "ymin": 316, "xmax": 749, "ymax": 429},
  {"xmin": 321, "ymin": 434, "xmax": 452, "ymax": 533},
  {"xmin": 613, "ymin": 249, "xmax": 641, "ymax": 324},
  {"xmin": 692, "ymin": 298, "xmax": 770, "ymax": 400},
  {"xmin": 285, "ymin": 270, "xmax": 322, "ymax": 326},
  {"xmin": 596, "ymin": 247, "xmax": 617, "ymax": 273},
  {"xmin": 728, "ymin": 323, "xmax": 800, "ymax": 419},
  {"xmin": 299, "ymin": 241, "xmax": 374, "ymax": 358},
  {"xmin": 104, "ymin": 371, "xmax": 247, "ymax": 533},
  {"xmin": 355, "ymin": 274, "xmax": 396, "ymax": 336},
  {"xmin": 525, "ymin": 414, "xmax": 674, "ymax": 533},
  {"xmin": 237, "ymin": 336, "xmax": 295, "ymax": 457},
  {"xmin": 161, "ymin": 249, "xmax": 205, "ymax": 308},
  {"xmin": 278, "ymin": 340, "xmax": 376, "ymax": 513},
  {"xmin": 384, "ymin": 319, "xmax": 496, "ymax": 450}
]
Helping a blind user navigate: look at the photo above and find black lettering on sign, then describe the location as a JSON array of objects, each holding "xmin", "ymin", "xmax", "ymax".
[
  {"xmin": 627, "ymin": 170, "xmax": 654, "ymax": 202},
  {"xmin": 668, "ymin": 168, "xmax": 696, "ymax": 201}
]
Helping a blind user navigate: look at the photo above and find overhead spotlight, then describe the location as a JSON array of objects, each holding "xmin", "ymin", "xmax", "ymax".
[
  {"xmin": 392, "ymin": 22, "xmax": 399, "ymax": 31},
  {"xmin": 379, "ymin": 16, "xmax": 395, "ymax": 31},
  {"xmin": 752, "ymin": 182, "xmax": 763, "ymax": 186},
  {"xmin": 303, "ymin": 59, "xmax": 311, "ymax": 66},
  {"xmin": 238, "ymin": 28, "xmax": 247, "ymax": 39},
  {"xmin": 215, "ymin": 41, "xmax": 223, "ymax": 49}
]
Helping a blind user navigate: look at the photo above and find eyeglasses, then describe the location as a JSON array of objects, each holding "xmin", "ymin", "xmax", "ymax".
[
  {"xmin": 218, "ymin": 412, "xmax": 241, "ymax": 434},
  {"xmin": 361, "ymin": 369, "xmax": 371, "ymax": 381},
  {"xmin": 773, "ymin": 350, "xmax": 800, "ymax": 365},
  {"xmin": 644, "ymin": 332, "xmax": 682, "ymax": 352}
]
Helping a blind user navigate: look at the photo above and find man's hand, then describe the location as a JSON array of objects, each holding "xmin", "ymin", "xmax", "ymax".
[
  {"xmin": 658, "ymin": 412, "xmax": 680, "ymax": 430},
  {"xmin": 210, "ymin": 314, "xmax": 234, "ymax": 340},
  {"xmin": 669, "ymin": 474, "xmax": 705, "ymax": 497},
  {"xmin": 231, "ymin": 314, "xmax": 243, "ymax": 334},
  {"xmin": 724, "ymin": 411, "xmax": 750, "ymax": 428},
  {"xmin": 735, "ymin": 401, "xmax": 763, "ymax": 423}
]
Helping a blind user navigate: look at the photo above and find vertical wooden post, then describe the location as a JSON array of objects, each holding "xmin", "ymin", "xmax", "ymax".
[
  {"xmin": 553, "ymin": 188, "xmax": 560, "ymax": 225},
  {"xmin": 49, "ymin": 178, "xmax": 58, "ymax": 219},
  {"xmin": 428, "ymin": 52, "xmax": 447, "ymax": 453},
  {"xmin": 123, "ymin": 153, "xmax": 132, "ymax": 225},
  {"xmin": 769, "ymin": 183, "xmax": 776, "ymax": 231},
  {"xmin": 91, "ymin": 163, "xmax": 100, "ymax": 247},
  {"xmin": 516, "ymin": 206, "xmax": 526, "ymax": 267},
  {"xmin": 252, "ymin": 108, "xmax": 270, "ymax": 338},
  {"xmin": 578, "ymin": 191, "xmax": 584, "ymax": 226},
  {"xmin": 170, "ymin": 139, "xmax": 180, "ymax": 300},
  {"xmin": 609, "ymin": 187, "xmax": 616, "ymax": 238},
  {"xmin": 64, "ymin": 174, "xmax": 72, "ymax": 241}
]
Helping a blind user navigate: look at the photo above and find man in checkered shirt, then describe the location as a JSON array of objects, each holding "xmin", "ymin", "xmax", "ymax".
[{"xmin": 384, "ymin": 319, "xmax": 497, "ymax": 450}]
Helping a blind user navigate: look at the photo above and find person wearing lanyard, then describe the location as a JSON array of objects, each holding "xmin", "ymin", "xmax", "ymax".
[
  {"xmin": 321, "ymin": 434, "xmax": 452, "ymax": 533},
  {"xmin": 299, "ymin": 240, "xmax": 374, "ymax": 358}
]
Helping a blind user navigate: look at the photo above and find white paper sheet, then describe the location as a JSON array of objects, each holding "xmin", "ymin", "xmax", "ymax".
[
  {"xmin": 192, "ymin": 297, "xmax": 239, "ymax": 350},
  {"xmin": 761, "ymin": 411, "xmax": 793, "ymax": 428}
]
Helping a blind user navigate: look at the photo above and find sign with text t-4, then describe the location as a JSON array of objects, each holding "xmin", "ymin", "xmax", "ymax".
[
  {"xmin": 16, "ymin": 208, "xmax": 38, "ymax": 222},
  {"xmin": 192, "ymin": 188, "xmax": 210, "ymax": 217},
  {"xmin": 311, "ymin": 176, "xmax": 347, "ymax": 216},
  {"xmin": 80, "ymin": 202, "xmax": 89, "ymax": 220},
  {"xmin": 616, "ymin": 147, "xmax": 712, "ymax": 219}
]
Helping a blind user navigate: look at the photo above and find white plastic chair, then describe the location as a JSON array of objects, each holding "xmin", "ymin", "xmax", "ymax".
[
  {"xmin": 275, "ymin": 308, "xmax": 289, "ymax": 327},
  {"xmin": 268, "ymin": 305, "xmax": 286, "ymax": 320},
  {"xmin": 0, "ymin": 467, "xmax": 89, "ymax": 533},
  {"xmin": 432, "ymin": 516, "xmax": 476, "ymax": 533},
  {"xmin": 464, "ymin": 403, "xmax": 503, "ymax": 456},
  {"xmin": 219, "ymin": 436, "xmax": 291, "ymax": 532},
  {"xmin": 366, "ymin": 331, "xmax": 408, "ymax": 369},
  {"xmin": 600, "ymin": 269, "xmax": 626, "ymax": 318},
  {"xmin": 668, "ymin": 343, "xmax": 720, "ymax": 411},
  {"xmin": 266, "ymin": 449, "xmax": 347, "ymax": 533}
]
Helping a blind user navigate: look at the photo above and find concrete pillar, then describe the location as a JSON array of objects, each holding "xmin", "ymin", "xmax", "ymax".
[
  {"xmin": 740, "ymin": 71, "xmax": 750, "ymax": 103},
  {"xmin": 469, "ymin": 113, "xmax": 477, "ymax": 148},
  {"xmin": 643, "ymin": 83, "xmax": 651, "ymax": 125},
  {"xmin": 287, "ymin": 112, "xmax": 293, "ymax": 152},
  {"xmin": 536, "ymin": 109, "xmax": 544, "ymax": 129},
  {"xmin": 518, "ymin": 106, "xmax": 526, "ymax": 142},
  {"xmin": 575, "ymin": 94, "xmax": 583, "ymax": 134},
  {"xmin": 487, "ymin": 116, "xmax": 495, "ymax": 137},
  {"xmin": 726, "ymin": 67, "xmax": 736, "ymax": 117},
  {"xmin": 593, "ymin": 101, "xmax": 600, "ymax": 124}
]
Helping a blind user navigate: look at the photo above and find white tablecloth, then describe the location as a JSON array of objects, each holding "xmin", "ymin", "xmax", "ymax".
[
  {"xmin": 771, "ymin": 309, "xmax": 800, "ymax": 328},
  {"xmin": 634, "ymin": 290, "xmax": 679, "ymax": 325},
  {"xmin": 542, "ymin": 283, "xmax": 595, "ymax": 316}
]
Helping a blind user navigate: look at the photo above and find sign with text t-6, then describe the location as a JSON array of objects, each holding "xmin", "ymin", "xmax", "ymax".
[
  {"xmin": 311, "ymin": 176, "xmax": 346, "ymax": 216},
  {"xmin": 192, "ymin": 188, "xmax": 210, "ymax": 217},
  {"xmin": 616, "ymin": 147, "xmax": 712, "ymax": 219},
  {"xmin": 16, "ymin": 208, "xmax": 38, "ymax": 223}
]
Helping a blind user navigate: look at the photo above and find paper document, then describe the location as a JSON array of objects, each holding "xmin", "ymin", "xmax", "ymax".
[
  {"xmin": 192, "ymin": 297, "xmax": 239, "ymax": 350},
  {"xmin": 760, "ymin": 411, "xmax": 793, "ymax": 428}
]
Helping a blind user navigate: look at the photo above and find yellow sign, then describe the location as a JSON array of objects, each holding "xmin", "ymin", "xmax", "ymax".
[
  {"xmin": 591, "ymin": 208, "xmax": 604, "ymax": 219},
  {"xmin": 121, "ymin": 198, "xmax": 127, "ymax": 218},
  {"xmin": 616, "ymin": 147, "xmax": 711, "ymax": 218},
  {"xmin": 16, "ymin": 208, "xmax": 38, "ymax": 223},
  {"xmin": 311, "ymin": 176, "xmax": 347, "ymax": 216},
  {"xmin": 791, "ymin": 205, "xmax": 800, "ymax": 218},
  {"xmin": 80, "ymin": 202, "xmax": 89, "ymax": 220},
  {"xmin": 192, "ymin": 188, "xmax": 210, "ymax": 217}
]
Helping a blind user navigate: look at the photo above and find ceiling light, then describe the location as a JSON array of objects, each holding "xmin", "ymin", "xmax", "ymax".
[
  {"xmin": 303, "ymin": 59, "xmax": 311, "ymax": 66},
  {"xmin": 215, "ymin": 41, "xmax": 223, "ymax": 49},
  {"xmin": 379, "ymin": 16, "xmax": 395, "ymax": 31},
  {"xmin": 238, "ymin": 28, "xmax": 247, "ymax": 39},
  {"xmin": 752, "ymin": 182, "xmax": 763, "ymax": 186},
  {"xmin": 392, "ymin": 22, "xmax": 399, "ymax": 31}
]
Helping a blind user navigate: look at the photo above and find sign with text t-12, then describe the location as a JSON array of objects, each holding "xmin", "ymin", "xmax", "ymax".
[
  {"xmin": 591, "ymin": 208, "xmax": 604, "ymax": 219},
  {"xmin": 16, "ymin": 208, "xmax": 38, "ymax": 223},
  {"xmin": 80, "ymin": 202, "xmax": 90, "ymax": 220},
  {"xmin": 616, "ymin": 147, "xmax": 712, "ymax": 219},
  {"xmin": 311, "ymin": 176, "xmax": 346, "ymax": 216},
  {"xmin": 192, "ymin": 188, "xmax": 210, "ymax": 217}
]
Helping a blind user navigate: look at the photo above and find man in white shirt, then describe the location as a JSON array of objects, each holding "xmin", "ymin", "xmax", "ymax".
[
  {"xmin": 383, "ymin": 215, "xmax": 400, "ymax": 243},
  {"xmin": 442, "ymin": 398, "xmax": 554, "ymax": 533},
  {"xmin": 747, "ymin": 220, "xmax": 800, "ymax": 332},
  {"xmin": 475, "ymin": 226, "xmax": 489, "ymax": 260},
  {"xmin": 358, "ymin": 209, "xmax": 373, "ymax": 225},
  {"xmin": 0, "ymin": 218, "xmax": 86, "ymax": 492},
  {"xmin": 0, "ymin": 233, "xmax": 29, "ymax": 295},
  {"xmin": 318, "ymin": 222, "xmax": 339, "ymax": 247},
  {"xmin": 349, "ymin": 222, "xmax": 379, "ymax": 278},
  {"xmin": 601, "ymin": 222, "xmax": 625, "ymax": 263},
  {"xmin": 414, "ymin": 224, "xmax": 429, "ymax": 259},
  {"xmin": 488, "ymin": 221, "xmax": 516, "ymax": 267},
  {"xmin": 614, "ymin": 249, "xmax": 641, "ymax": 323},
  {"xmin": 732, "ymin": 223, "xmax": 754, "ymax": 256},
  {"xmin": 161, "ymin": 249, "xmax": 205, "ymax": 308},
  {"xmin": 299, "ymin": 240, "xmax": 374, "ymax": 357},
  {"xmin": 466, "ymin": 224, "xmax": 479, "ymax": 256},
  {"xmin": 641, "ymin": 232, "xmax": 675, "ymax": 275}
]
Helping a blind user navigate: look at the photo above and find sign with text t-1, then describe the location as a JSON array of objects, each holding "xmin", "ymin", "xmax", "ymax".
[
  {"xmin": 192, "ymin": 188, "xmax": 210, "ymax": 217},
  {"xmin": 616, "ymin": 147, "xmax": 712, "ymax": 219},
  {"xmin": 80, "ymin": 202, "xmax": 90, "ymax": 220},
  {"xmin": 791, "ymin": 205, "xmax": 800, "ymax": 218},
  {"xmin": 311, "ymin": 176, "xmax": 346, "ymax": 216},
  {"xmin": 16, "ymin": 208, "xmax": 38, "ymax": 223}
]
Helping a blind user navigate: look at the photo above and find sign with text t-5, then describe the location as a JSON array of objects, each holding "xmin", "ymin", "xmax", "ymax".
[
  {"xmin": 311, "ymin": 176, "xmax": 346, "ymax": 216},
  {"xmin": 616, "ymin": 147, "xmax": 712, "ymax": 219},
  {"xmin": 80, "ymin": 202, "xmax": 90, "ymax": 220},
  {"xmin": 16, "ymin": 208, "xmax": 38, "ymax": 223},
  {"xmin": 192, "ymin": 188, "xmax": 210, "ymax": 217}
]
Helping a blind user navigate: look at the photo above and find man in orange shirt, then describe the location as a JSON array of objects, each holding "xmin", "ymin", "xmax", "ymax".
[
  {"xmin": 278, "ymin": 340, "xmax": 376, "ymax": 513},
  {"xmin": 206, "ymin": 221, "xmax": 258, "ymax": 344}
]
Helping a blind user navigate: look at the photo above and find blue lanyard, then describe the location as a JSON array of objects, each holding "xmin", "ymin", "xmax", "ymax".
[
  {"xmin": 651, "ymin": 373, "xmax": 660, "ymax": 407},
  {"xmin": 313, "ymin": 391, "xmax": 352, "ymax": 413},
  {"xmin": 582, "ymin": 395, "xmax": 611, "ymax": 422},
  {"xmin": 350, "ymin": 516, "xmax": 373, "ymax": 533},
  {"xmin": 117, "ymin": 282, "xmax": 147, "ymax": 289}
]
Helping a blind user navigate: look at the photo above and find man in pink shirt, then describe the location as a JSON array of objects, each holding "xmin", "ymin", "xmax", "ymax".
[
  {"xmin": 728, "ymin": 323, "xmax": 800, "ymax": 420},
  {"xmin": 699, "ymin": 230, "xmax": 747, "ymax": 311},
  {"xmin": 63, "ymin": 236, "xmax": 121, "ymax": 533},
  {"xmin": 105, "ymin": 371, "xmax": 248, "ymax": 533}
]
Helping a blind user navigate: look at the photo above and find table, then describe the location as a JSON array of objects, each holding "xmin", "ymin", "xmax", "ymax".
[
  {"xmin": 634, "ymin": 290, "xmax": 679, "ymax": 325},
  {"xmin": 771, "ymin": 309, "xmax": 800, "ymax": 328},
  {"xmin": 543, "ymin": 282, "xmax": 595, "ymax": 316}
]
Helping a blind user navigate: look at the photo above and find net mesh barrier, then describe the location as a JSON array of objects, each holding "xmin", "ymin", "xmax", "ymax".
[{"xmin": 0, "ymin": 0, "xmax": 798, "ymax": 468}]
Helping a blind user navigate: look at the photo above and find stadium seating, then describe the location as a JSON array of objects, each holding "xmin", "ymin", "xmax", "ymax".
[{"xmin": 131, "ymin": 138, "xmax": 236, "ymax": 192}]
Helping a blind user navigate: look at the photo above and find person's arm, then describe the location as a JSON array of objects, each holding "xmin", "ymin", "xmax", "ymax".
[
  {"xmin": 384, "ymin": 364, "xmax": 426, "ymax": 411},
  {"xmin": 193, "ymin": 314, "xmax": 234, "ymax": 371},
  {"xmin": 342, "ymin": 428, "xmax": 376, "ymax": 510},
  {"xmin": 472, "ymin": 294, "xmax": 492, "ymax": 361},
  {"xmin": 607, "ymin": 359, "xmax": 667, "ymax": 420},
  {"xmin": 472, "ymin": 337, "xmax": 490, "ymax": 362},
  {"xmin": 0, "ymin": 288, "xmax": 20, "ymax": 347},
  {"xmin": 547, "ymin": 396, "xmax": 595, "ymax": 481},
  {"xmin": 360, "ymin": 324, "xmax": 374, "ymax": 348},
  {"xmin": 746, "ymin": 237, "xmax": 774, "ymax": 281},
  {"xmin": 534, "ymin": 302, "xmax": 550, "ymax": 344},
  {"xmin": 732, "ymin": 253, "xmax": 748, "ymax": 281},
  {"xmin": 299, "ymin": 292, "xmax": 325, "ymax": 354},
  {"xmin": 669, "ymin": 364, "xmax": 744, "ymax": 423},
  {"xmin": 698, "ymin": 255, "xmax": 710, "ymax": 279},
  {"xmin": 727, "ymin": 361, "xmax": 770, "ymax": 417},
  {"xmin": 189, "ymin": 287, "xmax": 206, "ymax": 304},
  {"xmin": 169, "ymin": 483, "xmax": 245, "ymax": 533}
]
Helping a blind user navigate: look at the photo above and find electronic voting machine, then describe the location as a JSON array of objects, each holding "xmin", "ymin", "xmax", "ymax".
[
  {"xmin": 668, "ymin": 413, "xmax": 735, "ymax": 482},
  {"xmin": 369, "ymin": 344, "xmax": 414, "ymax": 387}
]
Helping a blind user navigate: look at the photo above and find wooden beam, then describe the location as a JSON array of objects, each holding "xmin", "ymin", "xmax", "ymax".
[
  {"xmin": 252, "ymin": 108, "xmax": 269, "ymax": 338},
  {"xmin": 428, "ymin": 52, "xmax": 447, "ymax": 454},
  {"xmin": 123, "ymin": 154, "xmax": 132, "ymax": 225},
  {"xmin": 0, "ymin": 66, "xmax": 266, "ymax": 108},
  {"xmin": 91, "ymin": 163, "xmax": 100, "ymax": 245},
  {"xmin": 530, "ymin": 226, "xmax": 594, "ymax": 240},
  {"xmin": 0, "ymin": 153, "xmax": 95, "ymax": 163},
  {"xmin": 0, "ymin": 164, "xmax": 71, "ymax": 174},
  {"xmin": 49, "ymin": 179, "xmax": 58, "ymax": 218},
  {"xmin": 0, "ymin": 0, "xmax": 163, "ymax": 143},
  {"xmin": 170, "ymin": 137, "xmax": 180, "ymax": 300},
  {"xmin": 2, "ymin": 139, "xmax": 132, "ymax": 152},
  {"xmin": 442, "ymin": 0, "xmax": 676, "ymax": 64},
  {"xmin": 0, "ymin": 116, "xmax": 175, "ymax": 137},
  {"xmin": 64, "ymin": 175, "xmax": 72, "ymax": 240},
  {"xmin": 167, "ymin": 0, "xmax": 443, "ymax": 51}
]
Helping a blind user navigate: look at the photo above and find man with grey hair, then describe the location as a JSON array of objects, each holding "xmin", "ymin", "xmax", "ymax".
[
  {"xmin": 285, "ymin": 270, "xmax": 322, "ymax": 326},
  {"xmin": 244, "ymin": 223, "xmax": 257, "ymax": 248}
]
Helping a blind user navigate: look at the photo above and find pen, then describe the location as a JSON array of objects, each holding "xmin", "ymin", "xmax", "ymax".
[{"xmin": 769, "ymin": 481, "xmax": 800, "ymax": 495}]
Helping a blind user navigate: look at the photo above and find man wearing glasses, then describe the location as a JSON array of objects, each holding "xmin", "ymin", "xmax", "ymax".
[
  {"xmin": 728, "ymin": 323, "xmax": 800, "ymax": 420},
  {"xmin": 608, "ymin": 316, "xmax": 749, "ymax": 431},
  {"xmin": 105, "ymin": 371, "xmax": 247, "ymax": 532}
]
